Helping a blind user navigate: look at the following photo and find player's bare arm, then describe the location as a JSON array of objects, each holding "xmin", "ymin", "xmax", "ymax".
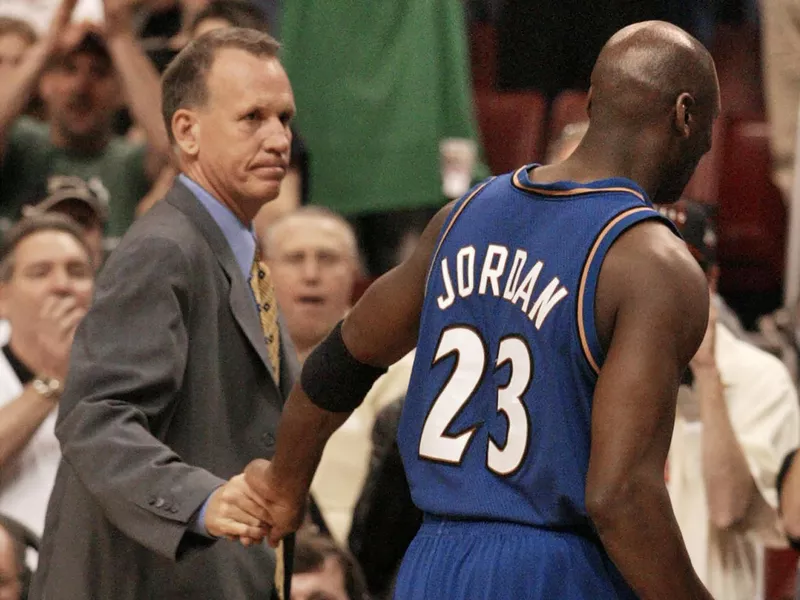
[
  {"xmin": 341, "ymin": 200, "xmax": 456, "ymax": 366},
  {"xmin": 586, "ymin": 220, "xmax": 713, "ymax": 600},
  {"xmin": 244, "ymin": 200, "xmax": 456, "ymax": 543}
]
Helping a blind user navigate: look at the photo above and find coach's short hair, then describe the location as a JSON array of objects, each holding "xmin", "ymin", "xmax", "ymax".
[{"xmin": 161, "ymin": 27, "xmax": 281, "ymax": 145}]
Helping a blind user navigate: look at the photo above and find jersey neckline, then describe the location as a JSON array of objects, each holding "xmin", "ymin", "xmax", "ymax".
[{"xmin": 511, "ymin": 163, "xmax": 650, "ymax": 205}]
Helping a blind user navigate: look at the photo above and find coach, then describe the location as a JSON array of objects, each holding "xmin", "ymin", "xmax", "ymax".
[{"xmin": 30, "ymin": 27, "xmax": 298, "ymax": 599}]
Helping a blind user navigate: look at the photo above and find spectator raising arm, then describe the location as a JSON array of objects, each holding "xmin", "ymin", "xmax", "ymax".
[
  {"xmin": 101, "ymin": 0, "xmax": 172, "ymax": 175},
  {"xmin": 692, "ymin": 302, "xmax": 760, "ymax": 529},
  {"xmin": 0, "ymin": 0, "xmax": 78, "ymax": 162}
]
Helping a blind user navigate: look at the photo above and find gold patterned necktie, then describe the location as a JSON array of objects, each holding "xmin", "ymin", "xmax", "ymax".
[
  {"xmin": 250, "ymin": 249, "xmax": 281, "ymax": 380},
  {"xmin": 248, "ymin": 249, "xmax": 285, "ymax": 599}
]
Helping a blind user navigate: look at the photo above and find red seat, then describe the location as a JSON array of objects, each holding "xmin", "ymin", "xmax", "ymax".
[
  {"xmin": 765, "ymin": 547, "xmax": 799, "ymax": 600},
  {"xmin": 469, "ymin": 23, "xmax": 497, "ymax": 90},
  {"xmin": 710, "ymin": 23, "xmax": 764, "ymax": 118},
  {"xmin": 474, "ymin": 90, "xmax": 547, "ymax": 174},
  {"xmin": 716, "ymin": 116, "xmax": 786, "ymax": 297}
]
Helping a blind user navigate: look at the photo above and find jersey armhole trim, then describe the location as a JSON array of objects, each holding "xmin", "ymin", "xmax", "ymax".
[
  {"xmin": 578, "ymin": 207, "xmax": 672, "ymax": 375},
  {"xmin": 424, "ymin": 177, "xmax": 495, "ymax": 291}
]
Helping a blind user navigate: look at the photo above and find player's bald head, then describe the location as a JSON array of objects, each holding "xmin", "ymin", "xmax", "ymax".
[
  {"xmin": 574, "ymin": 21, "xmax": 720, "ymax": 205},
  {"xmin": 590, "ymin": 21, "xmax": 719, "ymax": 124}
]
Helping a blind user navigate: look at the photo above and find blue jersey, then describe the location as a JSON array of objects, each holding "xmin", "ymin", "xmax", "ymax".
[{"xmin": 398, "ymin": 164, "xmax": 678, "ymax": 532}]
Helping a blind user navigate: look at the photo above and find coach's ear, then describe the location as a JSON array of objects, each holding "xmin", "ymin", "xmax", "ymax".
[{"xmin": 172, "ymin": 108, "xmax": 200, "ymax": 157}]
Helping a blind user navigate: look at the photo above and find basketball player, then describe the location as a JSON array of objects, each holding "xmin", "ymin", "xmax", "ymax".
[{"xmin": 246, "ymin": 21, "xmax": 720, "ymax": 599}]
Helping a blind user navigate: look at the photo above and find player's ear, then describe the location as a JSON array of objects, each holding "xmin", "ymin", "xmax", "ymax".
[{"xmin": 674, "ymin": 93, "xmax": 695, "ymax": 138}]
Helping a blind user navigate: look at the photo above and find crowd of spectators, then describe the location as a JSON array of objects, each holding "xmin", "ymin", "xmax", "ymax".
[{"xmin": 0, "ymin": 0, "xmax": 800, "ymax": 599}]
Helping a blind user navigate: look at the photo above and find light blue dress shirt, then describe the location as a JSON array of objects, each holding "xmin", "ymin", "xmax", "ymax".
[
  {"xmin": 179, "ymin": 174, "xmax": 256, "ymax": 280},
  {"xmin": 178, "ymin": 174, "xmax": 257, "ymax": 537}
]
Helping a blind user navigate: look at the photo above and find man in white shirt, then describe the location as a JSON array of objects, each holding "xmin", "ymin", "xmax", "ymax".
[
  {"xmin": 0, "ymin": 214, "xmax": 93, "ymax": 536},
  {"xmin": 263, "ymin": 207, "xmax": 415, "ymax": 543},
  {"xmin": 664, "ymin": 200, "xmax": 800, "ymax": 600}
]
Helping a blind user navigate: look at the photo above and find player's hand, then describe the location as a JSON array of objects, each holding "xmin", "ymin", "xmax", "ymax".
[
  {"xmin": 244, "ymin": 458, "xmax": 306, "ymax": 547},
  {"xmin": 204, "ymin": 474, "xmax": 270, "ymax": 544},
  {"xmin": 690, "ymin": 298, "xmax": 717, "ymax": 372}
]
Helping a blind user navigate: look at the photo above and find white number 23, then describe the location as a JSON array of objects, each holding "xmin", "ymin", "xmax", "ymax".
[{"xmin": 418, "ymin": 326, "xmax": 532, "ymax": 476}]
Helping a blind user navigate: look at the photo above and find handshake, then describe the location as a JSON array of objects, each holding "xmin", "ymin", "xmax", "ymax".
[{"xmin": 203, "ymin": 459, "xmax": 303, "ymax": 547}]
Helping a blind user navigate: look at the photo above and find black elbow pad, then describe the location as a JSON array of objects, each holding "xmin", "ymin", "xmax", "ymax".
[{"xmin": 301, "ymin": 321, "xmax": 388, "ymax": 413}]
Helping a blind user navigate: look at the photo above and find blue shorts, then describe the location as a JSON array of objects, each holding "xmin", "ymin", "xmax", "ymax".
[{"xmin": 393, "ymin": 516, "xmax": 639, "ymax": 600}]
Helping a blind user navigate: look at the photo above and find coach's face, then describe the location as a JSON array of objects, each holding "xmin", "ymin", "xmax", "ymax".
[{"xmin": 191, "ymin": 48, "xmax": 294, "ymax": 221}]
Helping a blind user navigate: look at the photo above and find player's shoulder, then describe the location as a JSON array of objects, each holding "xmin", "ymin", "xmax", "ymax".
[
  {"xmin": 601, "ymin": 217, "xmax": 708, "ymax": 322},
  {"xmin": 593, "ymin": 217, "xmax": 709, "ymax": 362},
  {"xmin": 612, "ymin": 219, "xmax": 702, "ymax": 284}
]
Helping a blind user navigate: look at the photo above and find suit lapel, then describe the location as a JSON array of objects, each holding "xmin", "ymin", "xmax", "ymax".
[{"xmin": 164, "ymin": 181, "xmax": 280, "ymax": 386}]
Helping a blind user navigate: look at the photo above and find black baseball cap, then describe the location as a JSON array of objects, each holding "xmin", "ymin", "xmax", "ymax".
[
  {"xmin": 47, "ymin": 29, "xmax": 111, "ymax": 70},
  {"xmin": 23, "ymin": 176, "xmax": 109, "ymax": 227},
  {"xmin": 657, "ymin": 199, "xmax": 717, "ymax": 272}
]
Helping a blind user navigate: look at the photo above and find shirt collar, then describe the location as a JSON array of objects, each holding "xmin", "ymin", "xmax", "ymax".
[
  {"xmin": 2, "ymin": 344, "xmax": 34, "ymax": 385},
  {"xmin": 179, "ymin": 174, "xmax": 256, "ymax": 280}
]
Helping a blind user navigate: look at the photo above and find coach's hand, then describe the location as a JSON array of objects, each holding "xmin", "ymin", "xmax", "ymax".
[
  {"xmin": 204, "ymin": 474, "xmax": 270, "ymax": 544},
  {"xmin": 244, "ymin": 458, "xmax": 305, "ymax": 547}
]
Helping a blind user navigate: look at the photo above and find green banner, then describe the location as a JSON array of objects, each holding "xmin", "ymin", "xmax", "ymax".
[{"xmin": 281, "ymin": 0, "xmax": 486, "ymax": 215}]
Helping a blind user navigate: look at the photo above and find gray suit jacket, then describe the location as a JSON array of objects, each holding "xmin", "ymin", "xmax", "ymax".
[{"xmin": 30, "ymin": 181, "xmax": 299, "ymax": 600}]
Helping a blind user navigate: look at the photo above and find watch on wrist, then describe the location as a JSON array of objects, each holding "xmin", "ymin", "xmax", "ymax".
[{"xmin": 31, "ymin": 376, "xmax": 62, "ymax": 400}]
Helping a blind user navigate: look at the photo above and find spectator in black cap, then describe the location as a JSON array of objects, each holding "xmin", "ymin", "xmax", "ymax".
[
  {"xmin": 22, "ymin": 175, "xmax": 109, "ymax": 269},
  {"xmin": 658, "ymin": 199, "xmax": 800, "ymax": 600},
  {"xmin": 657, "ymin": 200, "xmax": 745, "ymax": 338},
  {"xmin": 0, "ymin": 0, "xmax": 171, "ymax": 246}
]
